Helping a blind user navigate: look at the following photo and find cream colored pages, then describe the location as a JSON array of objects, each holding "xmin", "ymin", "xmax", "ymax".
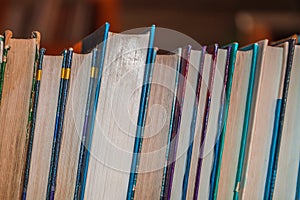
[
  {"xmin": 217, "ymin": 50, "xmax": 253, "ymax": 200},
  {"xmin": 186, "ymin": 53, "xmax": 212, "ymax": 199},
  {"xmin": 273, "ymin": 45, "xmax": 300, "ymax": 200},
  {"xmin": 241, "ymin": 45, "xmax": 284, "ymax": 199},
  {"xmin": 84, "ymin": 32, "xmax": 150, "ymax": 199},
  {"xmin": 134, "ymin": 54, "xmax": 178, "ymax": 199},
  {"xmin": 55, "ymin": 53, "xmax": 92, "ymax": 199},
  {"xmin": 26, "ymin": 55, "xmax": 63, "ymax": 199},
  {"xmin": 0, "ymin": 38, "xmax": 36, "ymax": 199},
  {"xmin": 198, "ymin": 49, "xmax": 227, "ymax": 200},
  {"xmin": 171, "ymin": 50, "xmax": 201, "ymax": 200}
]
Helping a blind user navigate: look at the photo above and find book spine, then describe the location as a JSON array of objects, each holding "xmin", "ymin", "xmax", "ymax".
[
  {"xmin": 268, "ymin": 39, "xmax": 296, "ymax": 199},
  {"xmin": 77, "ymin": 25, "xmax": 110, "ymax": 200},
  {"xmin": 161, "ymin": 46, "xmax": 191, "ymax": 200},
  {"xmin": 233, "ymin": 44, "xmax": 259, "ymax": 200},
  {"xmin": 0, "ymin": 45, "xmax": 10, "ymax": 104},
  {"xmin": 22, "ymin": 48, "xmax": 46, "ymax": 200},
  {"xmin": 45, "ymin": 50, "xmax": 68, "ymax": 200},
  {"xmin": 209, "ymin": 45, "xmax": 232, "ymax": 200},
  {"xmin": 126, "ymin": 25, "xmax": 156, "ymax": 200},
  {"xmin": 181, "ymin": 46, "xmax": 206, "ymax": 200},
  {"xmin": 193, "ymin": 44, "xmax": 218, "ymax": 200},
  {"xmin": 211, "ymin": 43, "xmax": 238, "ymax": 200}
]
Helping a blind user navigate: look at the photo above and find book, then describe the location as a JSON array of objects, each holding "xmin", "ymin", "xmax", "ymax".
[
  {"xmin": 22, "ymin": 48, "xmax": 46, "ymax": 199},
  {"xmin": 197, "ymin": 46, "xmax": 228, "ymax": 200},
  {"xmin": 185, "ymin": 46, "xmax": 210, "ymax": 199},
  {"xmin": 26, "ymin": 53, "xmax": 64, "ymax": 199},
  {"xmin": 265, "ymin": 37, "xmax": 297, "ymax": 199},
  {"xmin": 73, "ymin": 23, "xmax": 110, "ymax": 199},
  {"xmin": 161, "ymin": 46, "xmax": 191, "ymax": 200},
  {"xmin": 238, "ymin": 40, "xmax": 285, "ymax": 199},
  {"xmin": 217, "ymin": 44, "xmax": 258, "ymax": 200},
  {"xmin": 194, "ymin": 44, "xmax": 218, "ymax": 200},
  {"xmin": 83, "ymin": 27, "xmax": 155, "ymax": 199},
  {"xmin": 273, "ymin": 44, "xmax": 300, "ymax": 200},
  {"xmin": 133, "ymin": 50, "xmax": 180, "ymax": 199},
  {"xmin": 47, "ymin": 49, "xmax": 73, "ymax": 199},
  {"xmin": 54, "ymin": 51, "xmax": 93, "ymax": 199},
  {"xmin": 0, "ymin": 31, "xmax": 39, "ymax": 199},
  {"xmin": 171, "ymin": 48, "xmax": 202, "ymax": 199},
  {"xmin": 209, "ymin": 43, "xmax": 238, "ymax": 200}
]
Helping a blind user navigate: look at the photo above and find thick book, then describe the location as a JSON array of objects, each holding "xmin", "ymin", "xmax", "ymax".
[
  {"xmin": 238, "ymin": 40, "xmax": 285, "ymax": 199},
  {"xmin": 273, "ymin": 44, "xmax": 300, "ymax": 200},
  {"xmin": 133, "ymin": 50, "xmax": 181, "ymax": 199},
  {"xmin": 26, "ymin": 53, "xmax": 64, "ymax": 199},
  {"xmin": 83, "ymin": 26, "xmax": 155, "ymax": 199},
  {"xmin": 0, "ymin": 31, "xmax": 40, "ymax": 199},
  {"xmin": 217, "ymin": 44, "xmax": 258, "ymax": 200}
]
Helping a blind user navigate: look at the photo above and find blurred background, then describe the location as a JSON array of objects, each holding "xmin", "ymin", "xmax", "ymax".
[{"xmin": 0, "ymin": 0, "xmax": 299, "ymax": 54}]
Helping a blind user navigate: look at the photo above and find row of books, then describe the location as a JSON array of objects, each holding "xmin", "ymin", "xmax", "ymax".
[{"xmin": 0, "ymin": 23, "xmax": 299, "ymax": 200}]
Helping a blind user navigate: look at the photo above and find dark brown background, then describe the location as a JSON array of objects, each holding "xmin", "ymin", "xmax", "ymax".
[{"xmin": 0, "ymin": 0, "xmax": 299, "ymax": 53}]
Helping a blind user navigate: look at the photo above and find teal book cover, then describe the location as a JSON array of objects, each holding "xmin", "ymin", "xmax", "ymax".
[{"xmin": 233, "ymin": 43, "xmax": 258, "ymax": 200}]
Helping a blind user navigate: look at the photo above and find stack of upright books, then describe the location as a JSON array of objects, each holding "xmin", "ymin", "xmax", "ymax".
[{"xmin": 0, "ymin": 23, "xmax": 299, "ymax": 200}]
